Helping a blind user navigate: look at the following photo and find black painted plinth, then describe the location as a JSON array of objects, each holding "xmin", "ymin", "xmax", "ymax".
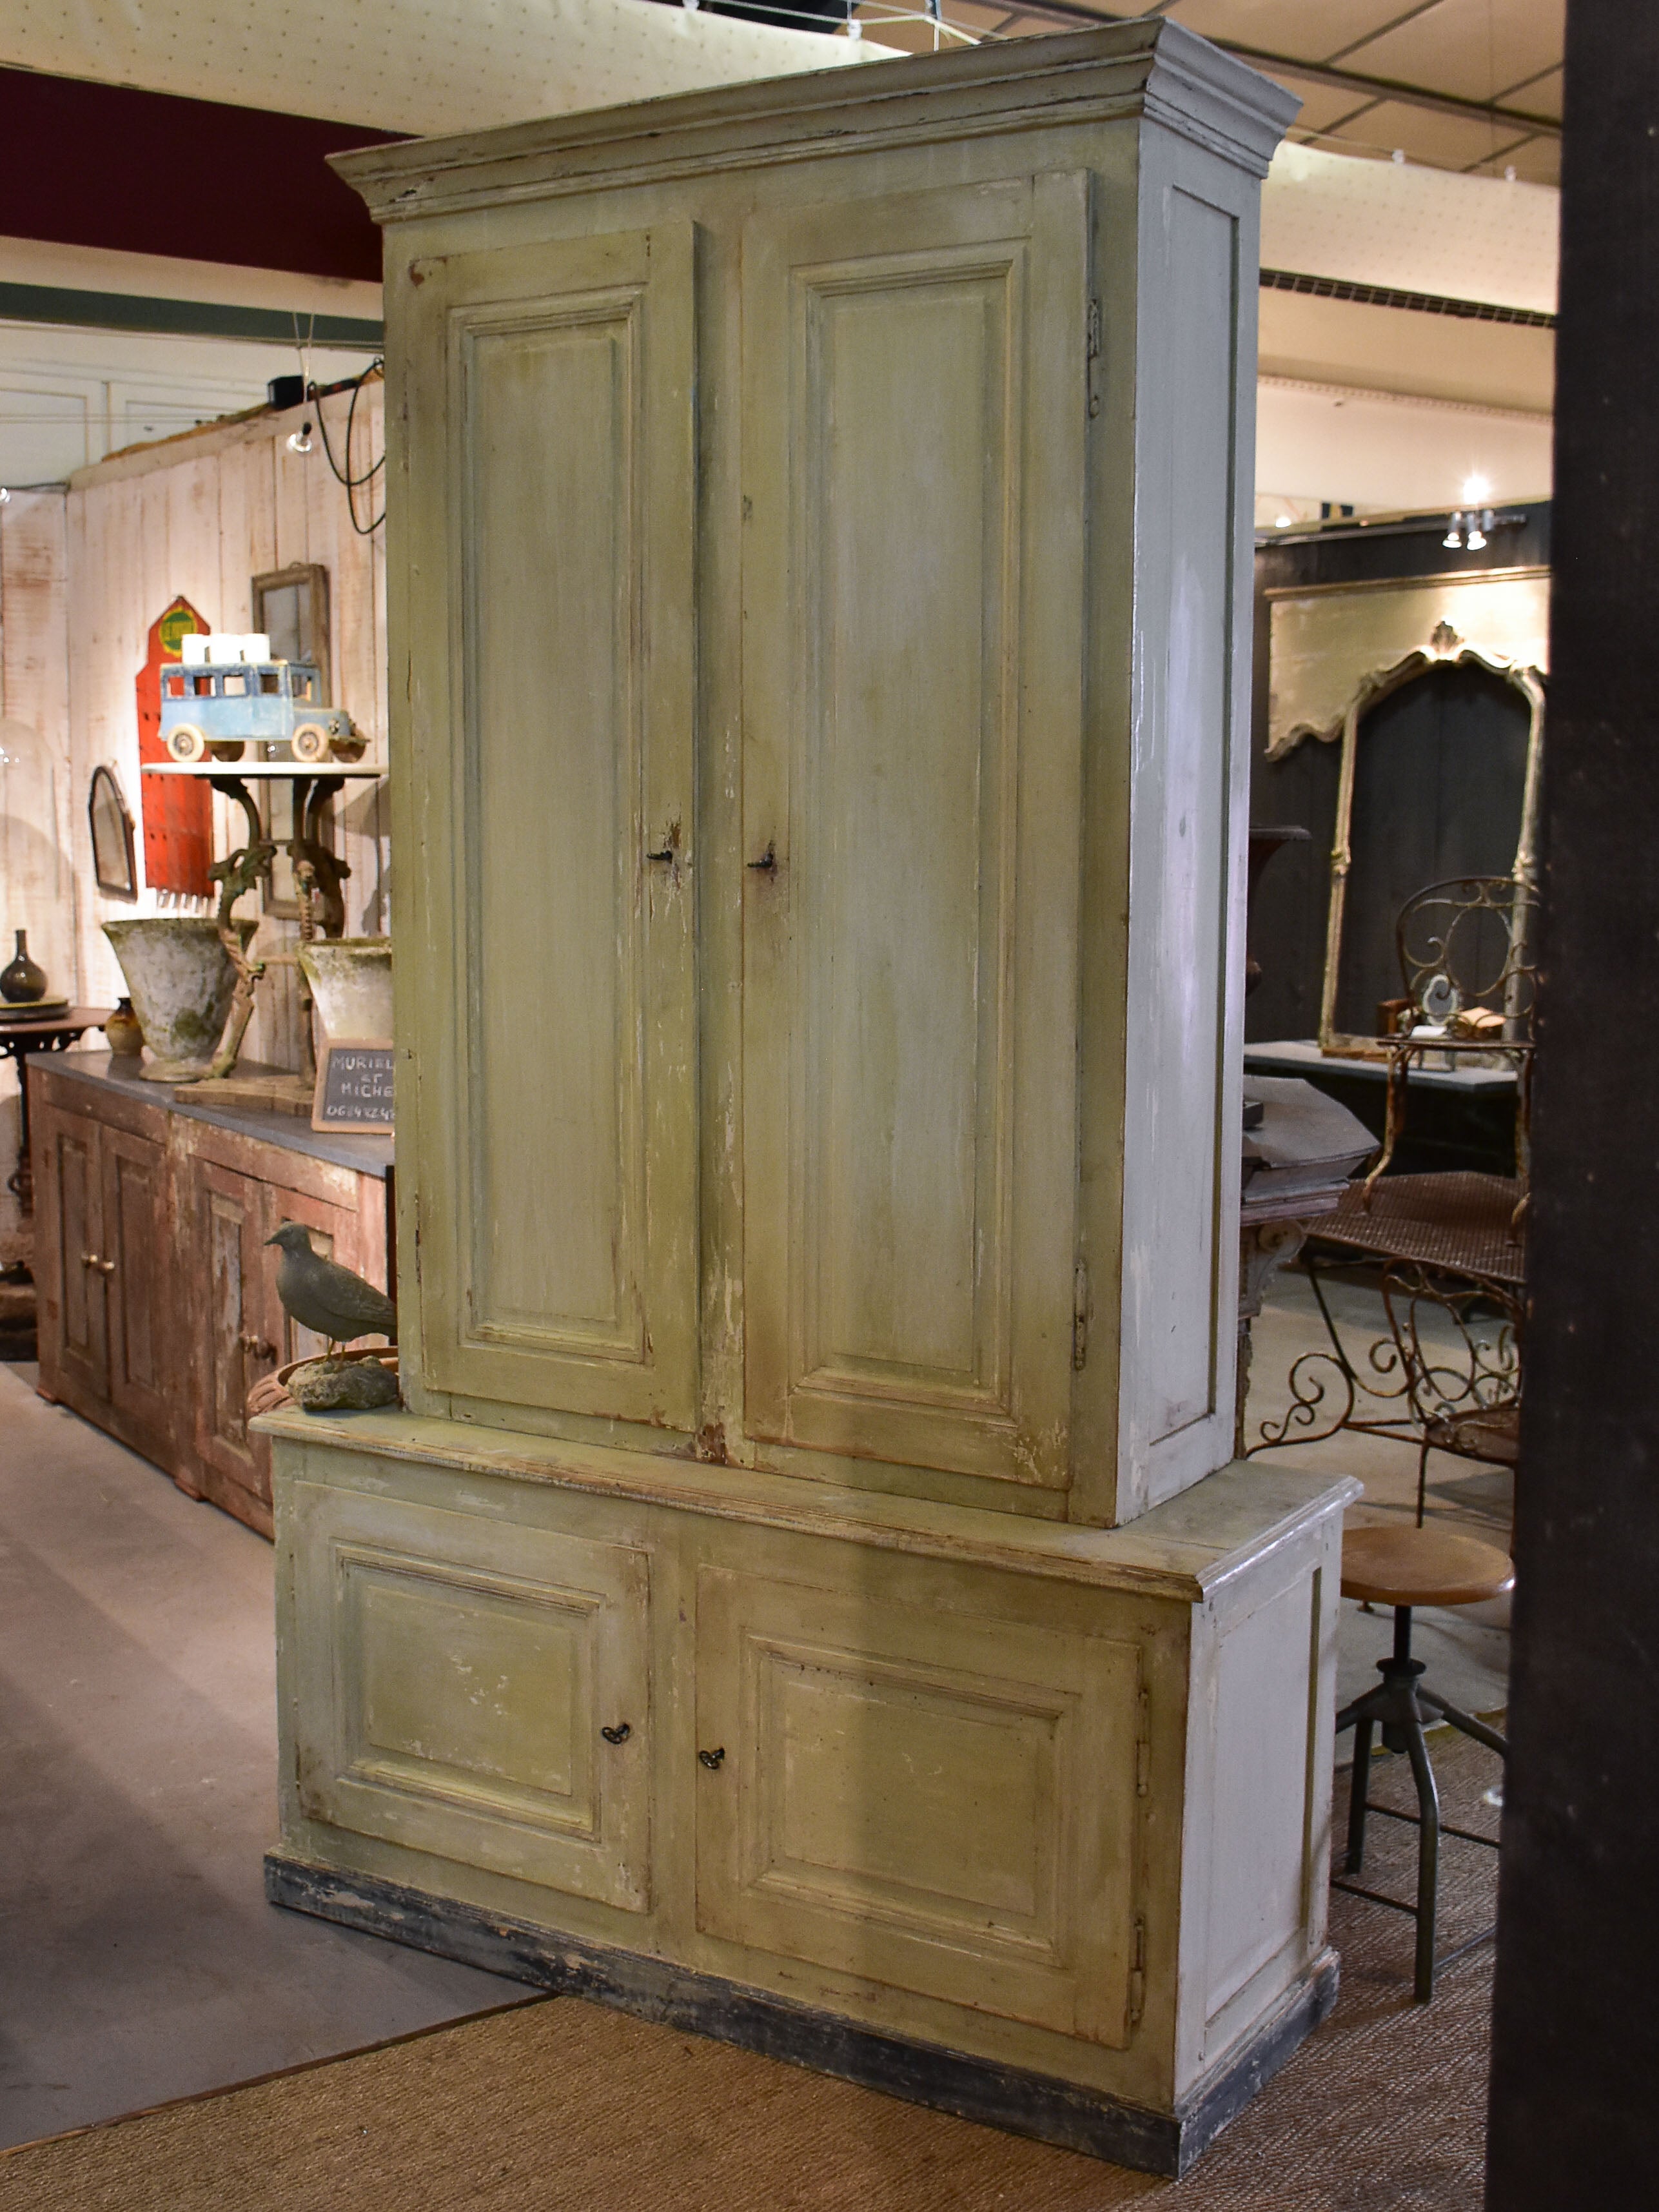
[{"xmin": 266, "ymin": 1851, "xmax": 1338, "ymax": 2178}]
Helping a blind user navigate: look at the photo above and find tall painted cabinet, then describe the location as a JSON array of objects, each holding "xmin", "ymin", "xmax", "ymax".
[{"xmin": 262, "ymin": 26, "xmax": 1357, "ymax": 2175}]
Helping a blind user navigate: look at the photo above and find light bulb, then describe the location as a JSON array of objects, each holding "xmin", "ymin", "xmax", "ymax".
[
  {"xmin": 288, "ymin": 422, "xmax": 315, "ymax": 455},
  {"xmin": 1466, "ymin": 523, "xmax": 1487, "ymax": 551},
  {"xmin": 0, "ymin": 487, "xmax": 10, "ymax": 505},
  {"xmin": 1443, "ymin": 512, "xmax": 1464, "ymax": 550},
  {"xmin": 1275, "ymin": 513, "xmax": 1292, "ymax": 528},
  {"xmin": 1462, "ymin": 473, "xmax": 1491, "ymax": 505}
]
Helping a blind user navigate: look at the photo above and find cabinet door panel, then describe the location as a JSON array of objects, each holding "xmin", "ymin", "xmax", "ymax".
[
  {"xmin": 291, "ymin": 1483, "xmax": 652, "ymax": 1911},
  {"xmin": 696, "ymin": 1561, "xmax": 1139, "ymax": 2044},
  {"xmin": 101, "ymin": 1124, "xmax": 175, "ymax": 1454},
  {"xmin": 406, "ymin": 224, "xmax": 697, "ymax": 1428},
  {"xmin": 741, "ymin": 177, "xmax": 1087, "ymax": 1494},
  {"xmin": 41, "ymin": 1107, "xmax": 107, "ymax": 1401}
]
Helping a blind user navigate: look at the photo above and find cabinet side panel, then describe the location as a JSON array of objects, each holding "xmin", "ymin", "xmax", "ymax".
[{"xmin": 1116, "ymin": 146, "xmax": 1253, "ymax": 1512}]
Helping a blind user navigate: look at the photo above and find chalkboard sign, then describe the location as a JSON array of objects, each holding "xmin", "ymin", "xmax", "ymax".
[{"xmin": 312, "ymin": 1040, "xmax": 395, "ymax": 1132}]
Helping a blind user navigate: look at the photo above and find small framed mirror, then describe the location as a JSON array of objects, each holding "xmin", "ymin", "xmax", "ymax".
[
  {"xmin": 251, "ymin": 563, "xmax": 329, "ymax": 696},
  {"xmin": 88, "ymin": 763, "xmax": 138, "ymax": 899}
]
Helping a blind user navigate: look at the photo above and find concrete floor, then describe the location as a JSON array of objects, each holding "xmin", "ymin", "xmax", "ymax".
[
  {"xmin": 0, "ymin": 1362, "xmax": 514, "ymax": 2151},
  {"xmin": 0, "ymin": 1263, "xmax": 1508, "ymax": 2148}
]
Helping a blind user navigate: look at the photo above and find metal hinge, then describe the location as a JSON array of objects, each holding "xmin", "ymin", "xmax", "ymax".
[
  {"xmin": 1086, "ymin": 298, "xmax": 1103, "ymax": 418},
  {"xmin": 1072, "ymin": 1260, "xmax": 1090, "ymax": 1371},
  {"xmin": 1129, "ymin": 1914, "xmax": 1147, "ymax": 2026},
  {"xmin": 1135, "ymin": 1687, "xmax": 1152, "ymax": 1797}
]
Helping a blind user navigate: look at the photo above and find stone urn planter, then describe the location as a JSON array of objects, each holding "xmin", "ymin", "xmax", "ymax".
[
  {"xmin": 103, "ymin": 917, "xmax": 251, "ymax": 1081},
  {"xmin": 297, "ymin": 937, "xmax": 392, "ymax": 1040}
]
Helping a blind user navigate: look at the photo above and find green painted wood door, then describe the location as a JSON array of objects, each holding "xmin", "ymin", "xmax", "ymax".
[
  {"xmin": 403, "ymin": 224, "xmax": 698, "ymax": 1428},
  {"xmin": 740, "ymin": 175, "xmax": 1089, "ymax": 1498}
]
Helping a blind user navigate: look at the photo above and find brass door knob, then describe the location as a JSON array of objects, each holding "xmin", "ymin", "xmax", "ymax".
[{"xmin": 94, "ymin": 1257, "xmax": 115, "ymax": 1276}]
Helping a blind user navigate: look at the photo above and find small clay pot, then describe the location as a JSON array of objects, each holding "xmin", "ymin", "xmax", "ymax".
[{"xmin": 104, "ymin": 996, "xmax": 144, "ymax": 1056}]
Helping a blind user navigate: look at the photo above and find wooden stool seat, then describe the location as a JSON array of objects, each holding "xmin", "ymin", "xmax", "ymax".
[{"xmin": 1342, "ymin": 1524, "xmax": 1515, "ymax": 1610}]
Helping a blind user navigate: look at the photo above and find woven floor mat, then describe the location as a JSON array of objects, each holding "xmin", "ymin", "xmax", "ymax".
[{"xmin": 0, "ymin": 1731, "xmax": 1502, "ymax": 2212}]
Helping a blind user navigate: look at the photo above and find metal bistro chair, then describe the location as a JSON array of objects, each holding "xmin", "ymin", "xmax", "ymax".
[
  {"xmin": 1334, "ymin": 1523, "xmax": 1513, "ymax": 2001},
  {"xmin": 1363, "ymin": 874, "xmax": 1536, "ymax": 1207}
]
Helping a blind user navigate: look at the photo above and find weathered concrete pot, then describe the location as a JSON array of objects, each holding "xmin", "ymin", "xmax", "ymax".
[
  {"xmin": 103, "ymin": 916, "xmax": 249, "ymax": 1081},
  {"xmin": 297, "ymin": 937, "xmax": 392, "ymax": 1040}
]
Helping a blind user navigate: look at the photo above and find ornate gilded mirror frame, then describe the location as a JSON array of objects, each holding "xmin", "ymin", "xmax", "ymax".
[{"xmin": 1264, "ymin": 571, "xmax": 1548, "ymax": 1055}]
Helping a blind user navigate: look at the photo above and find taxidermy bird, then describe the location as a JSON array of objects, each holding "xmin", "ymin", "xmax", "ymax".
[{"xmin": 266, "ymin": 1222, "xmax": 397, "ymax": 1356}]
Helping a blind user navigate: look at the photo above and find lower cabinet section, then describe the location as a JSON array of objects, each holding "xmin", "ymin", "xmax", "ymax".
[{"xmin": 267, "ymin": 1428, "xmax": 1351, "ymax": 2175}]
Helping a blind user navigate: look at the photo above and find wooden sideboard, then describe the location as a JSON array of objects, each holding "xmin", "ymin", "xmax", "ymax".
[{"xmin": 30, "ymin": 1052, "xmax": 391, "ymax": 1538}]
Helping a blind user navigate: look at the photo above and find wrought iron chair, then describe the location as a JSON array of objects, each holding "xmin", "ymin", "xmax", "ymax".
[
  {"xmin": 1395, "ymin": 873, "xmax": 1536, "ymax": 1044},
  {"xmin": 1363, "ymin": 875, "xmax": 1536, "ymax": 1205}
]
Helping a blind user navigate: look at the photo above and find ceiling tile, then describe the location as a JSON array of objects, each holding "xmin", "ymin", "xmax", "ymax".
[
  {"xmin": 1327, "ymin": 0, "xmax": 1563, "ymax": 106},
  {"xmin": 1503, "ymin": 64, "xmax": 1562, "ymax": 122},
  {"xmin": 1464, "ymin": 135, "xmax": 1560, "ymax": 186},
  {"xmin": 1263, "ymin": 72, "xmax": 1383, "ymax": 136},
  {"xmin": 1324, "ymin": 95, "xmax": 1538, "ymax": 170},
  {"xmin": 1164, "ymin": 3, "xmax": 1413, "ymax": 64}
]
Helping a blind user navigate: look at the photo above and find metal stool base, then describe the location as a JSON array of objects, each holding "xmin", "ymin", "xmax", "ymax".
[{"xmin": 1333, "ymin": 1603, "xmax": 1507, "ymax": 2001}]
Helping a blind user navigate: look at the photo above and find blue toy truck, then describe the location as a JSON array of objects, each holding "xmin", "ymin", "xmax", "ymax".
[{"xmin": 161, "ymin": 634, "xmax": 362, "ymax": 763}]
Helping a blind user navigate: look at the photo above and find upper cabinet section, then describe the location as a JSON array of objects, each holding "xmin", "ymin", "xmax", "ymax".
[
  {"xmin": 354, "ymin": 23, "xmax": 1295, "ymax": 1525},
  {"xmin": 397, "ymin": 225, "xmax": 700, "ymax": 1429}
]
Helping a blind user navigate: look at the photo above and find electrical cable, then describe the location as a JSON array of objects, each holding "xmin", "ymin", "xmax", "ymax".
[{"xmin": 309, "ymin": 360, "xmax": 387, "ymax": 535}]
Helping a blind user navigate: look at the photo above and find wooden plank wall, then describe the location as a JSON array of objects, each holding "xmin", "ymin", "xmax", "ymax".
[
  {"xmin": 0, "ymin": 488, "xmax": 75, "ymax": 1263},
  {"xmin": 1, "ymin": 386, "xmax": 389, "ymax": 1082}
]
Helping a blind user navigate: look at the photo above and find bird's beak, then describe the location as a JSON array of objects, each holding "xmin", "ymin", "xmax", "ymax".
[{"xmin": 264, "ymin": 1233, "xmax": 283, "ymax": 1248}]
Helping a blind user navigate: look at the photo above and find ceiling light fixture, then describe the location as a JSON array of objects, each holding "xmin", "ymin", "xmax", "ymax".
[{"xmin": 287, "ymin": 421, "xmax": 315, "ymax": 456}]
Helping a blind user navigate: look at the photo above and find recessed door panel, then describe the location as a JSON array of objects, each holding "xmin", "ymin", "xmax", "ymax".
[
  {"xmin": 407, "ymin": 224, "xmax": 698, "ymax": 1428},
  {"xmin": 695, "ymin": 1561, "xmax": 1140, "ymax": 2044},
  {"xmin": 190, "ymin": 1159, "xmax": 272, "ymax": 1505},
  {"xmin": 292, "ymin": 1485, "xmax": 651, "ymax": 1910},
  {"xmin": 741, "ymin": 177, "xmax": 1088, "ymax": 1494},
  {"xmin": 102, "ymin": 1125, "xmax": 173, "ymax": 1451},
  {"xmin": 46, "ymin": 1110, "xmax": 107, "ymax": 1400}
]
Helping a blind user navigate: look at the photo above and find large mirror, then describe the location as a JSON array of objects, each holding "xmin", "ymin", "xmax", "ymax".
[{"xmin": 1264, "ymin": 574, "xmax": 1547, "ymax": 1054}]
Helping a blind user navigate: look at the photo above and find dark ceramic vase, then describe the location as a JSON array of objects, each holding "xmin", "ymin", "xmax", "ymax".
[{"xmin": 0, "ymin": 929, "xmax": 47, "ymax": 1005}]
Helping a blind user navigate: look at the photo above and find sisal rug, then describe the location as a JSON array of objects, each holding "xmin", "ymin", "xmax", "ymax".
[{"xmin": 0, "ymin": 1732, "xmax": 1502, "ymax": 2212}]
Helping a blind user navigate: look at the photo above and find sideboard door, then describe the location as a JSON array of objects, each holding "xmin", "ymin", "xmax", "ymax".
[
  {"xmin": 38, "ymin": 1101, "xmax": 108, "ymax": 1405},
  {"xmin": 400, "ymin": 223, "xmax": 699, "ymax": 1432},
  {"xmin": 740, "ymin": 176, "xmax": 1089, "ymax": 1500},
  {"xmin": 100, "ymin": 1122, "xmax": 175, "ymax": 1465},
  {"xmin": 188, "ymin": 1155, "xmax": 276, "ymax": 1520}
]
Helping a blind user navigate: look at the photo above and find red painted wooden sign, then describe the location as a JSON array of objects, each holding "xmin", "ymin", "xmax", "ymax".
[{"xmin": 137, "ymin": 597, "xmax": 213, "ymax": 896}]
